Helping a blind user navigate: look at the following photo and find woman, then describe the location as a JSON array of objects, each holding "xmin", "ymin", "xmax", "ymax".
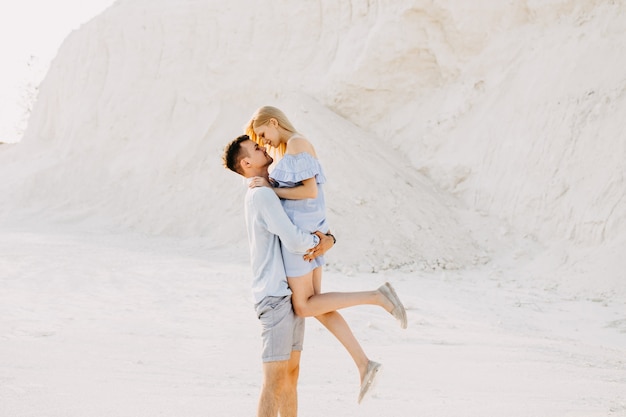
[{"xmin": 245, "ymin": 106, "xmax": 407, "ymax": 403}]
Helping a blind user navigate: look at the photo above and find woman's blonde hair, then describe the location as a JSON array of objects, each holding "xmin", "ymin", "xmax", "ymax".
[{"xmin": 245, "ymin": 106, "xmax": 297, "ymax": 157}]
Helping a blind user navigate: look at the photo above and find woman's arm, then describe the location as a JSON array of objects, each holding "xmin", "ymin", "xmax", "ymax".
[
  {"xmin": 248, "ymin": 176, "xmax": 317, "ymax": 199},
  {"xmin": 275, "ymin": 136, "xmax": 319, "ymax": 199},
  {"xmin": 274, "ymin": 177, "xmax": 318, "ymax": 200}
]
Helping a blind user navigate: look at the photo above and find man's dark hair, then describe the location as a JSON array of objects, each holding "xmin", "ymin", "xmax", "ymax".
[{"xmin": 223, "ymin": 134, "xmax": 250, "ymax": 175}]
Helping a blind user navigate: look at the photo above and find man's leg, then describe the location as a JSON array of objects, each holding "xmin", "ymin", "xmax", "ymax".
[
  {"xmin": 256, "ymin": 295, "xmax": 303, "ymax": 417},
  {"xmin": 259, "ymin": 360, "xmax": 289, "ymax": 417},
  {"xmin": 277, "ymin": 350, "xmax": 301, "ymax": 417}
]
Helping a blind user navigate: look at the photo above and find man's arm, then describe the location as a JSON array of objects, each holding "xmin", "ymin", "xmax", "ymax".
[{"xmin": 254, "ymin": 188, "xmax": 319, "ymax": 254}]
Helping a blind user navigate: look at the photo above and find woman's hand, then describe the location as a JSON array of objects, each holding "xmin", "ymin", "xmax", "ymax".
[{"xmin": 248, "ymin": 176, "xmax": 272, "ymax": 188}]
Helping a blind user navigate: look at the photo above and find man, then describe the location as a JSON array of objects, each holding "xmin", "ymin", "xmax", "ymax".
[{"xmin": 223, "ymin": 134, "xmax": 334, "ymax": 417}]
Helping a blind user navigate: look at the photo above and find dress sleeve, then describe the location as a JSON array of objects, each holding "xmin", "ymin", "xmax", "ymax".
[{"xmin": 270, "ymin": 153, "xmax": 327, "ymax": 185}]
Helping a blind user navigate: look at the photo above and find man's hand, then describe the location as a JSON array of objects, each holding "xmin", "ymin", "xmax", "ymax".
[{"xmin": 304, "ymin": 231, "xmax": 334, "ymax": 261}]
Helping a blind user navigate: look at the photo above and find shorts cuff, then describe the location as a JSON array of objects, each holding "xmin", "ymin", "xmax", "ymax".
[{"xmin": 262, "ymin": 354, "xmax": 292, "ymax": 363}]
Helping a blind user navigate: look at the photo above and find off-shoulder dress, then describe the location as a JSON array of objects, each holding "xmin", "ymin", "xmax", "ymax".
[{"xmin": 270, "ymin": 152, "xmax": 330, "ymax": 277}]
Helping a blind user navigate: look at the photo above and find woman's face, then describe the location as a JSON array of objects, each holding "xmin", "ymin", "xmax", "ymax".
[{"xmin": 254, "ymin": 118, "xmax": 281, "ymax": 148}]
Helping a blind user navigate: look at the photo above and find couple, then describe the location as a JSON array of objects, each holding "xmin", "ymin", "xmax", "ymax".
[{"xmin": 223, "ymin": 106, "xmax": 407, "ymax": 416}]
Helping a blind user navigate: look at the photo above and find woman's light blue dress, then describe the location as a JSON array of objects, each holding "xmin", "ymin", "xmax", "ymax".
[{"xmin": 270, "ymin": 152, "xmax": 329, "ymax": 277}]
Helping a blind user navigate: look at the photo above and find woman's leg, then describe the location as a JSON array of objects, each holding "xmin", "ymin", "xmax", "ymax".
[
  {"xmin": 308, "ymin": 268, "xmax": 370, "ymax": 381},
  {"xmin": 287, "ymin": 271, "xmax": 396, "ymax": 318}
]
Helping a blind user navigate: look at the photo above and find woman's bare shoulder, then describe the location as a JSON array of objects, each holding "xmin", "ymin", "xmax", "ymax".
[{"xmin": 286, "ymin": 136, "xmax": 317, "ymax": 157}]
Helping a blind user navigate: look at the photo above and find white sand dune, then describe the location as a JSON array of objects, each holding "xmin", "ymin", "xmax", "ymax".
[{"xmin": 1, "ymin": 0, "xmax": 625, "ymax": 415}]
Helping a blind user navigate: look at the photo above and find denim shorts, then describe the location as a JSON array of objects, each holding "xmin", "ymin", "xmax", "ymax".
[{"xmin": 255, "ymin": 295, "xmax": 305, "ymax": 362}]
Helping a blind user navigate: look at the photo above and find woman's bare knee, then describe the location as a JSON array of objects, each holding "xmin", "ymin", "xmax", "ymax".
[
  {"xmin": 292, "ymin": 300, "xmax": 313, "ymax": 317},
  {"xmin": 287, "ymin": 273, "xmax": 315, "ymax": 317}
]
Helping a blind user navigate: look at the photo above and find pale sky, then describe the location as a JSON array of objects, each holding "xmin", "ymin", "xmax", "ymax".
[{"xmin": 0, "ymin": 0, "xmax": 117, "ymax": 143}]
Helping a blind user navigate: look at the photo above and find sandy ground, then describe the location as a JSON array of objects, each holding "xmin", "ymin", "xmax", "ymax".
[{"xmin": 1, "ymin": 226, "xmax": 624, "ymax": 417}]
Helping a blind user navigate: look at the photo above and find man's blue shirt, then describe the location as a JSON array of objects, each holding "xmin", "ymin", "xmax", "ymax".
[{"xmin": 244, "ymin": 181, "xmax": 319, "ymax": 304}]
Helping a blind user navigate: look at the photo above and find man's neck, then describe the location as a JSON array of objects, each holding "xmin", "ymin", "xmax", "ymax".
[{"xmin": 245, "ymin": 168, "xmax": 270, "ymax": 181}]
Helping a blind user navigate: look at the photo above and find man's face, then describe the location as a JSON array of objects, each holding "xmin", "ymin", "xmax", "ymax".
[
  {"xmin": 253, "ymin": 119, "xmax": 280, "ymax": 148},
  {"xmin": 241, "ymin": 140, "xmax": 273, "ymax": 171}
]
